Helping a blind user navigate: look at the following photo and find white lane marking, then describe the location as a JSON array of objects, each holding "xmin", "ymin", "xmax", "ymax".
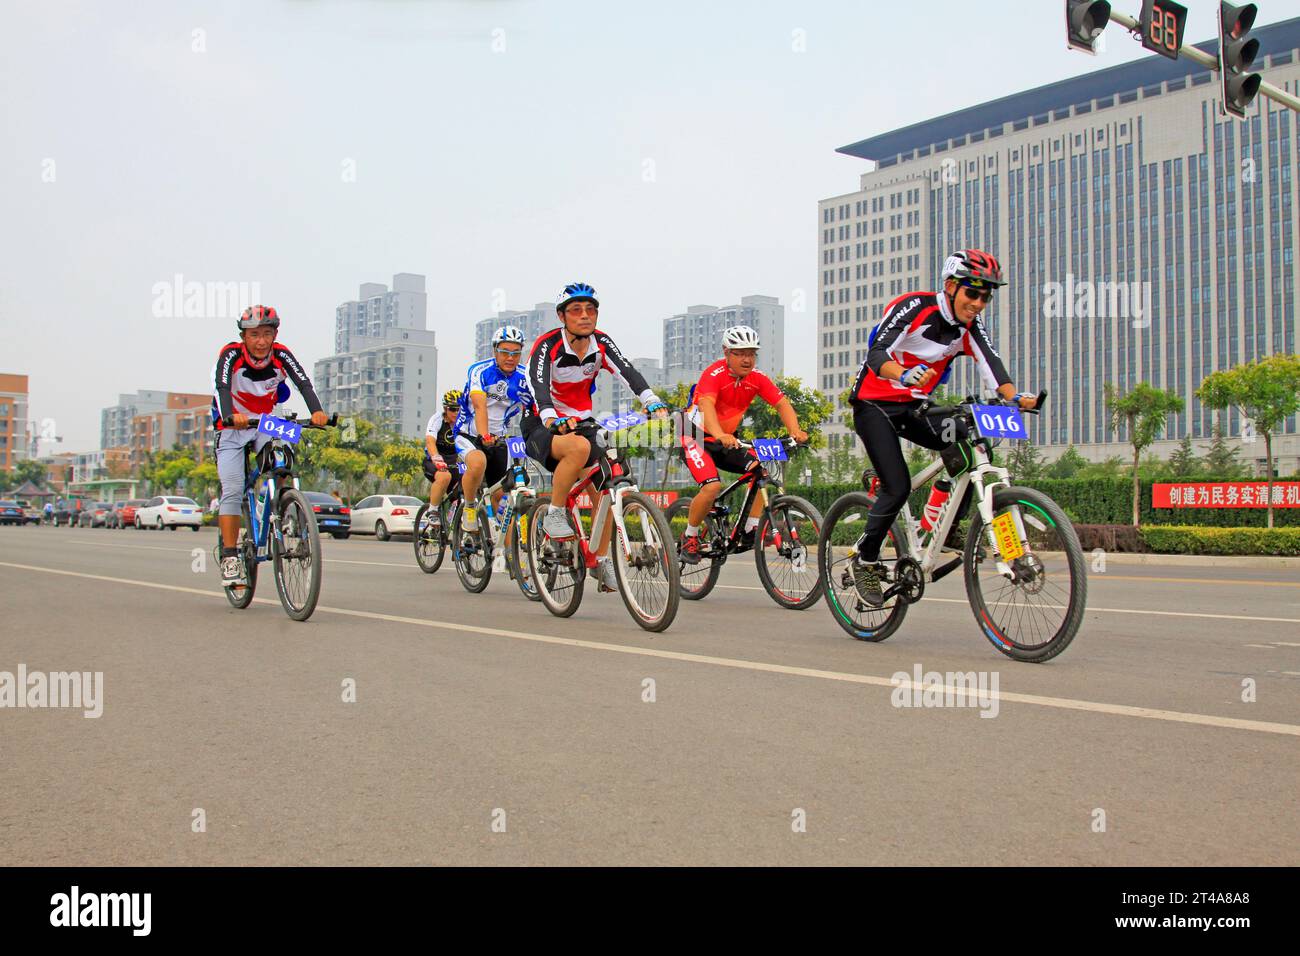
[
  {"xmin": 3, "ymin": 560, "xmax": 1299, "ymax": 739},
  {"xmin": 714, "ymin": 585, "xmax": 1300, "ymax": 626},
  {"xmin": 1244, "ymin": 644, "xmax": 1277, "ymax": 649}
]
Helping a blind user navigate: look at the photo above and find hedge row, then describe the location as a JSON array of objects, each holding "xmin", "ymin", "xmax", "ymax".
[{"xmin": 1138, "ymin": 526, "xmax": 1300, "ymax": 556}]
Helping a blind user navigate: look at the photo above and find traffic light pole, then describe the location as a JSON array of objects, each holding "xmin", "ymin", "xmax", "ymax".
[{"xmin": 1109, "ymin": 9, "xmax": 1300, "ymax": 111}]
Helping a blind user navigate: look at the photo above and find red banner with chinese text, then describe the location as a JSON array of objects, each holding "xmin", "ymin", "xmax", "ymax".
[{"xmin": 1152, "ymin": 482, "xmax": 1300, "ymax": 508}]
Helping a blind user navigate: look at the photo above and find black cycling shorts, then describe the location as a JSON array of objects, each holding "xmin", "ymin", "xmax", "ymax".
[
  {"xmin": 522, "ymin": 414, "xmax": 603, "ymax": 473},
  {"xmin": 679, "ymin": 435, "xmax": 756, "ymax": 486},
  {"xmin": 422, "ymin": 452, "xmax": 459, "ymax": 484}
]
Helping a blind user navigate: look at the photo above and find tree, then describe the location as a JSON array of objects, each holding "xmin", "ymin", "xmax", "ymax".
[
  {"xmin": 1202, "ymin": 421, "xmax": 1247, "ymax": 479},
  {"xmin": 188, "ymin": 462, "xmax": 219, "ymax": 505},
  {"xmin": 1045, "ymin": 445, "xmax": 1087, "ymax": 479},
  {"xmin": 905, "ymin": 443, "xmax": 936, "ymax": 476},
  {"xmin": 318, "ymin": 447, "xmax": 370, "ymax": 504},
  {"xmin": 1166, "ymin": 435, "xmax": 1201, "ymax": 479},
  {"xmin": 13, "ymin": 459, "xmax": 47, "ymax": 487},
  {"xmin": 1004, "ymin": 441, "xmax": 1044, "ymax": 481},
  {"xmin": 140, "ymin": 446, "xmax": 198, "ymax": 495},
  {"xmin": 375, "ymin": 438, "xmax": 425, "ymax": 495},
  {"xmin": 737, "ymin": 376, "xmax": 833, "ymax": 449},
  {"xmin": 1198, "ymin": 355, "xmax": 1300, "ymax": 528},
  {"xmin": 1105, "ymin": 382, "xmax": 1185, "ymax": 527}
]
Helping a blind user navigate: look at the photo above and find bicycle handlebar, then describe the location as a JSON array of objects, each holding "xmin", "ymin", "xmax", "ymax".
[
  {"xmin": 913, "ymin": 390, "xmax": 1048, "ymax": 420},
  {"xmin": 222, "ymin": 413, "xmax": 339, "ymax": 430}
]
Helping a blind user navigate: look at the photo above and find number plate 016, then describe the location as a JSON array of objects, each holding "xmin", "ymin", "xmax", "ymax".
[{"xmin": 991, "ymin": 512, "xmax": 1025, "ymax": 561}]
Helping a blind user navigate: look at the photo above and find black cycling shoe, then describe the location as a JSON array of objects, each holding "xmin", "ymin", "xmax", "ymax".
[{"xmin": 850, "ymin": 556, "xmax": 885, "ymax": 607}]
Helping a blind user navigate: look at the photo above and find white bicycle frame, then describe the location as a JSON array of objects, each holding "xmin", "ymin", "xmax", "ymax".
[
  {"xmin": 567, "ymin": 439, "xmax": 659, "ymax": 567},
  {"xmin": 889, "ymin": 442, "xmax": 1021, "ymax": 580},
  {"xmin": 471, "ymin": 464, "xmax": 537, "ymax": 572}
]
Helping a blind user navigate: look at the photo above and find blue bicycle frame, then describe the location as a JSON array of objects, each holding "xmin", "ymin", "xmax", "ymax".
[{"xmin": 243, "ymin": 443, "xmax": 297, "ymax": 564}]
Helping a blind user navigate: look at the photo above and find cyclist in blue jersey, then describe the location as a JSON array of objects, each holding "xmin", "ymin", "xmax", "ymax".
[{"xmin": 456, "ymin": 325, "xmax": 533, "ymax": 532}]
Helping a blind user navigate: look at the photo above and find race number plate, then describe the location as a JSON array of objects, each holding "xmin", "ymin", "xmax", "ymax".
[
  {"xmin": 752, "ymin": 438, "xmax": 788, "ymax": 462},
  {"xmin": 971, "ymin": 405, "xmax": 1027, "ymax": 440},
  {"xmin": 598, "ymin": 412, "xmax": 646, "ymax": 432},
  {"xmin": 507, "ymin": 436, "xmax": 528, "ymax": 459},
  {"xmin": 457, "ymin": 461, "xmax": 467, "ymax": 474},
  {"xmin": 258, "ymin": 415, "xmax": 302, "ymax": 444},
  {"xmin": 991, "ymin": 512, "xmax": 1025, "ymax": 561}
]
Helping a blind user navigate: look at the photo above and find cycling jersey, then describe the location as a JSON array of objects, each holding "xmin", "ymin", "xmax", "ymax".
[
  {"xmin": 688, "ymin": 359, "xmax": 784, "ymax": 436},
  {"xmin": 852, "ymin": 292, "xmax": 1011, "ymax": 403},
  {"xmin": 527, "ymin": 327, "xmax": 654, "ymax": 424},
  {"xmin": 455, "ymin": 359, "xmax": 532, "ymax": 438},
  {"xmin": 424, "ymin": 415, "xmax": 458, "ymax": 457},
  {"xmin": 212, "ymin": 342, "xmax": 321, "ymax": 428}
]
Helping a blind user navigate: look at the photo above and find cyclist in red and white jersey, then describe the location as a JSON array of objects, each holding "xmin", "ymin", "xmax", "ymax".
[
  {"xmin": 678, "ymin": 326, "xmax": 807, "ymax": 564},
  {"xmin": 522, "ymin": 282, "xmax": 668, "ymax": 591}
]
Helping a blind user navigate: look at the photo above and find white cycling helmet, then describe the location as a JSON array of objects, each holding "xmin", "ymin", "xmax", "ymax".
[
  {"xmin": 721, "ymin": 325, "xmax": 761, "ymax": 350},
  {"xmin": 492, "ymin": 325, "xmax": 525, "ymax": 348}
]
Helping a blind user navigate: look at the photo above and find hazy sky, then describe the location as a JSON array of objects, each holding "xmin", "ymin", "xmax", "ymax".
[{"xmin": 4, "ymin": 0, "xmax": 1298, "ymax": 452}]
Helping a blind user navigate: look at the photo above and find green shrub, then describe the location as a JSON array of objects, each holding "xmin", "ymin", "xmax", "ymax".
[{"xmin": 1139, "ymin": 525, "xmax": 1300, "ymax": 556}]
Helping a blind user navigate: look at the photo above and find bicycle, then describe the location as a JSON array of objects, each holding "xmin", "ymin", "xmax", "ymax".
[
  {"xmin": 214, "ymin": 412, "xmax": 337, "ymax": 621},
  {"xmin": 666, "ymin": 435, "xmax": 823, "ymax": 609},
  {"xmin": 528, "ymin": 415, "xmax": 680, "ymax": 632},
  {"xmin": 412, "ymin": 478, "xmax": 463, "ymax": 576},
  {"xmin": 817, "ymin": 392, "xmax": 1086, "ymax": 663},
  {"xmin": 449, "ymin": 436, "xmax": 542, "ymax": 601}
]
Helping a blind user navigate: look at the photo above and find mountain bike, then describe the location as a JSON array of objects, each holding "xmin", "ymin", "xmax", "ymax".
[
  {"xmin": 528, "ymin": 415, "xmax": 680, "ymax": 632},
  {"xmin": 449, "ymin": 436, "xmax": 542, "ymax": 601},
  {"xmin": 818, "ymin": 392, "xmax": 1086, "ymax": 662},
  {"xmin": 666, "ymin": 435, "xmax": 823, "ymax": 609},
  {"xmin": 413, "ymin": 478, "xmax": 463, "ymax": 575},
  {"xmin": 214, "ymin": 412, "xmax": 337, "ymax": 621}
]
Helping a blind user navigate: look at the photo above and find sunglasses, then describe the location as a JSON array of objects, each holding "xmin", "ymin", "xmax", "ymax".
[
  {"xmin": 564, "ymin": 304, "xmax": 598, "ymax": 317},
  {"xmin": 959, "ymin": 284, "xmax": 993, "ymax": 303},
  {"xmin": 495, "ymin": 347, "xmax": 523, "ymax": 357}
]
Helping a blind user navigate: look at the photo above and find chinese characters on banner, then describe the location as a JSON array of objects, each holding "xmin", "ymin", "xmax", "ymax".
[{"xmin": 1152, "ymin": 482, "xmax": 1300, "ymax": 508}]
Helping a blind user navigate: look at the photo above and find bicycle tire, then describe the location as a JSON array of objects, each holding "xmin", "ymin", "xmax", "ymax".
[
  {"xmin": 272, "ymin": 488, "xmax": 322, "ymax": 621},
  {"xmin": 451, "ymin": 499, "xmax": 492, "ymax": 594},
  {"xmin": 611, "ymin": 490, "xmax": 680, "ymax": 632},
  {"xmin": 755, "ymin": 494, "xmax": 824, "ymax": 610},
  {"xmin": 510, "ymin": 499, "xmax": 542, "ymax": 602},
  {"xmin": 664, "ymin": 497, "xmax": 722, "ymax": 601},
  {"xmin": 413, "ymin": 503, "xmax": 448, "ymax": 574},
  {"xmin": 818, "ymin": 491, "xmax": 909, "ymax": 642},
  {"xmin": 963, "ymin": 486, "xmax": 1087, "ymax": 663},
  {"xmin": 529, "ymin": 501, "xmax": 584, "ymax": 618},
  {"xmin": 224, "ymin": 498, "xmax": 258, "ymax": 610}
]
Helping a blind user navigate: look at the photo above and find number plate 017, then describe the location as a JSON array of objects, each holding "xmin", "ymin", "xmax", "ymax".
[{"xmin": 991, "ymin": 512, "xmax": 1025, "ymax": 561}]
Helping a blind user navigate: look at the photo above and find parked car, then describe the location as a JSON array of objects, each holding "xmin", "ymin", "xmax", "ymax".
[
  {"xmin": 134, "ymin": 496, "xmax": 203, "ymax": 531},
  {"xmin": 20, "ymin": 502, "xmax": 42, "ymax": 525},
  {"xmin": 77, "ymin": 501, "xmax": 115, "ymax": 528},
  {"xmin": 118, "ymin": 499, "xmax": 148, "ymax": 529},
  {"xmin": 0, "ymin": 501, "xmax": 25, "ymax": 526},
  {"xmin": 303, "ymin": 491, "xmax": 351, "ymax": 540},
  {"xmin": 51, "ymin": 501, "xmax": 75, "ymax": 527},
  {"xmin": 348, "ymin": 495, "xmax": 421, "ymax": 540}
]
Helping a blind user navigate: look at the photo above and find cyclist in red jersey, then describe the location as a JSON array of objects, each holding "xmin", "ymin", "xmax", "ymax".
[{"xmin": 678, "ymin": 325, "xmax": 807, "ymax": 564}]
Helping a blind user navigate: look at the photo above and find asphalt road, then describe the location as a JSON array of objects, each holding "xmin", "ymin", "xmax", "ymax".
[{"xmin": 1, "ymin": 523, "xmax": 1297, "ymax": 865}]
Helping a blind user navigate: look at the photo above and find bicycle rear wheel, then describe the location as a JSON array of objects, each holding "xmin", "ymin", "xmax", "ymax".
[
  {"xmin": 755, "ymin": 494, "xmax": 823, "ymax": 610},
  {"xmin": 611, "ymin": 491, "xmax": 680, "ymax": 632},
  {"xmin": 223, "ymin": 498, "xmax": 258, "ymax": 609},
  {"xmin": 452, "ymin": 500, "xmax": 492, "ymax": 594},
  {"xmin": 510, "ymin": 499, "xmax": 542, "ymax": 601},
  {"xmin": 664, "ymin": 496, "xmax": 722, "ymax": 601},
  {"xmin": 413, "ymin": 503, "xmax": 447, "ymax": 574},
  {"xmin": 964, "ymin": 486, "xmax": 1086, "ymax": 663},
  {"xmin": 529, "ymin": 501, "xmax": 585, "ymax": 617},
  {"xmin": 818, "ymin": 491, "xmax": 909, "ymax": 642},
  {"xmin": 272, "ymin": 488, "xmax": 322, "ymax": 621}
]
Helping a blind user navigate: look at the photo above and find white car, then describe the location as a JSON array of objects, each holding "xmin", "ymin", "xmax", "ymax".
[
  {"xmin": 134, "ymin": 495, "xmax": 204, "ymax": 531},
  {"xmin": 348, "ymin": 495, "xmax": 421, "ymax": 541}
]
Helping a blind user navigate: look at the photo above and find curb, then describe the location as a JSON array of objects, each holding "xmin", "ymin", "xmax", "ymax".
[{"xmin": 1081, "ymin": 552, "xmax": 1300, "ymax": 570}]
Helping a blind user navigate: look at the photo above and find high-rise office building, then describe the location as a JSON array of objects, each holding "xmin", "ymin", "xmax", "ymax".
[
  {"xmin": 820, "ymin": 18, "xmax": 1300, "ymax": 474},
  {"xmin": 598, "ymin": 358, "xmax": 666, "ymax": 417},
  {"xmin": 662, "ymin": 296, "xmax": 785, "ymax": 388},
  {"xmin": 315, "ymin": 274, "xmax": 438, "ymax": 436},
  {"xmin": 472, "ymin": 304, "xmax": 559, "ymax": 362}
]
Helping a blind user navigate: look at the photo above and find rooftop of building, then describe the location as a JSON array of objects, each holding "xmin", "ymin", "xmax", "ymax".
[{"xmin": 837, "ymin": 17, "xmax": 1300, "ymax": 165}]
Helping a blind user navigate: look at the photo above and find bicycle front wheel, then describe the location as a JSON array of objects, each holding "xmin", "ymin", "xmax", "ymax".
[
  {"xmin": 510, "ymin": 499, "xmax": 542, "ymax": 601},
  {"xmin": 413, "ymin": 503, "xmax": 447, "ymax": 574},
  {"xmin": 964, "ymin": 486, "xmax": 1086, "ymax": 663},
  {"xmin": 664, "ymin": 496, "xmax": 721, "ymax": 601},
  {"xmin": 611, "ymin": 491, "xmax": 680, "ymax": 633},
  {"xmin": 756, "ymin": 494, "xmax": 823, "ymax": 610},
  {"xmin": 818, "ymin": 491, "xmax": 909, "ymax": 642},
  {"xmin": 272, "ymin": 488, "xmax": 322, "ymax": 621}
]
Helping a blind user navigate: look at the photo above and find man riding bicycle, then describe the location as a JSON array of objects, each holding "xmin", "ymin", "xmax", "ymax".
[
  {"xmin": 678, "ymin": 325, "xmax": 808, "ymax": 564},
  {"xmin": 523, "ymin": 282, "xmax": 668, "ymax": 592},
  {"xmin": 422, "ymin": 388, "xmax": 464, "ymax": 530},
  {"xmin": 847, "ymin": 249, "xmax": 1036, "ymax": 606},
  {"xmin": 455, "ymin": 326, "xmax": 532, "ymax": 534},
  {"xmin": 212, "ymin": 305, "xmax": 328, "ymax": 589}
]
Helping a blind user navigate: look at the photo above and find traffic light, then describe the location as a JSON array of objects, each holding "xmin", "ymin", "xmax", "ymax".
[
  {"xmin": 1218, "ymin": 2, "xmax": 1262, "ymax": 118},
  {"xmin": 1066, "ymin": 1, "xmax": 1111, "ymax": 55}
]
